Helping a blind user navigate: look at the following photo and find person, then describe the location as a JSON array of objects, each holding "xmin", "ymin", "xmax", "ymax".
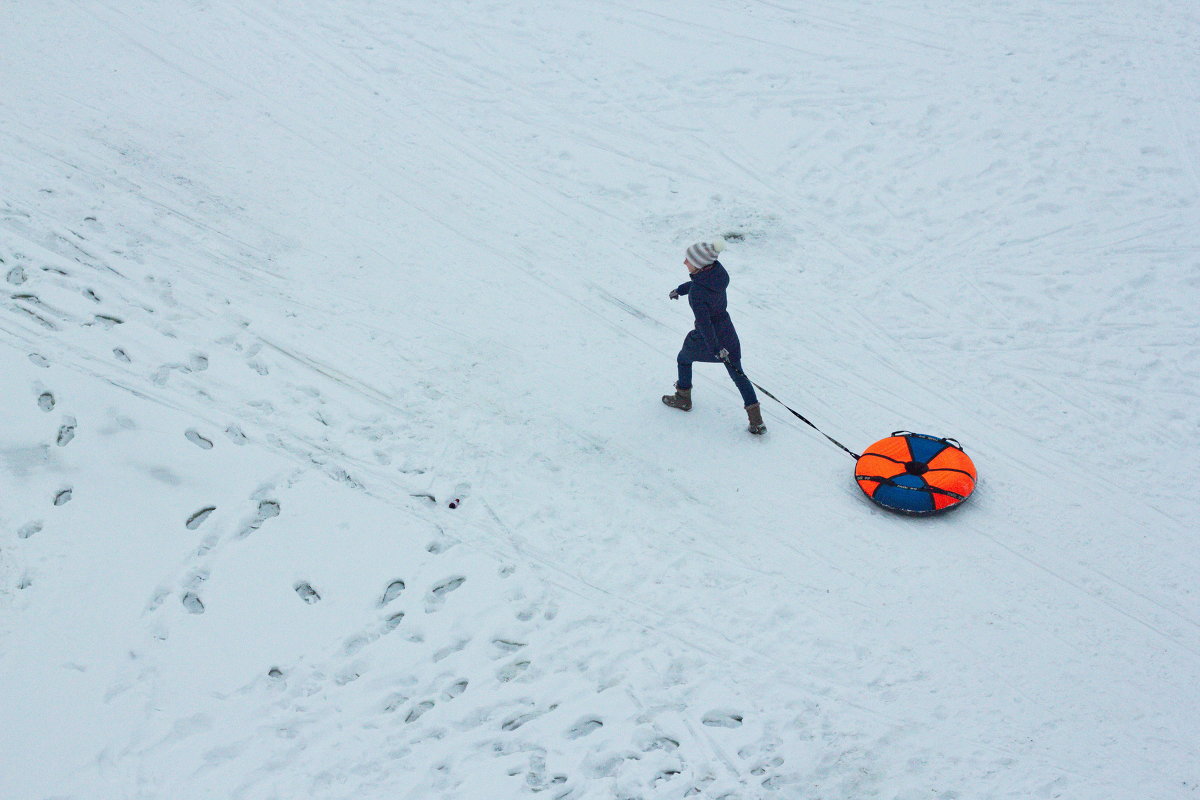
[{"xmin": 662, "ymin": 239, "xmax": 766, "ymax": 435}]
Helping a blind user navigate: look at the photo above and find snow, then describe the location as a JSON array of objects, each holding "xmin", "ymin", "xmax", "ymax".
[{"xmin": 2, "ymin": 0, "xmax": 1198, "ymax": 798}]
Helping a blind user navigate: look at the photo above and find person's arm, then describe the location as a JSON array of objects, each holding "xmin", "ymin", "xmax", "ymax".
[{"xmin": 669, "ymin": 281, "xmax": 692, "ymax": 300}]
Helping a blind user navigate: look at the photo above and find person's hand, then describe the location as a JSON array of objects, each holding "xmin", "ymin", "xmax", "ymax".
[
  {"xmin": 717, "ymin": 348, "xmax": 730, "ymax": 361},
  {"xmin": 669, "ymin": 289, "xmax": 680, "ymax": 300}
]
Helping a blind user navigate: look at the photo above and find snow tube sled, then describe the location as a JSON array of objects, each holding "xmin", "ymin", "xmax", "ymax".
[{"xmin": 855, "ymin": 432, "xmax": 976, "ymax": 515}]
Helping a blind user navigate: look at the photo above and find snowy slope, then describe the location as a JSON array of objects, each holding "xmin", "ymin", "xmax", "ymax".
[{"xmin": 2, "ymin": 1, "xmax": 1199, "ymax": 798}]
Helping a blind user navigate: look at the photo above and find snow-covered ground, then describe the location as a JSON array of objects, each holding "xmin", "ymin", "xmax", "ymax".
[{"xmin": 2, "ymin": 1, "xmax": 1198, "ymax": 798}]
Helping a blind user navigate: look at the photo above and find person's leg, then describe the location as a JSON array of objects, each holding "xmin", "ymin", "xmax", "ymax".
[
  {"xmin": 676, "ymin": 357, "xmax": 693, "ymax": 390},
  {"xmin": 675, "ymin": 330, "xmax": 713, "ymax": 389},
  {"xmin": 724, "ymin": 360, "xmax": 759, "ymax": 407},
  {"xmin": 665, "ymin": 333, "xmax": 702, "ymax": 410},
  {"xmin": 726, "ymin": 360, "xmax": 766, "ymax": 433}
]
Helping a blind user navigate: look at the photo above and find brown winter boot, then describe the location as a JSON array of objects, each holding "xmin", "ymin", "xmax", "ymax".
[
  {"xmin": 662, "ymin": 384, "xmax": 692, "ymax": 411},
  {"xmin": 745, "ymin": 403, "xmax": 766, "ymax": 435}
]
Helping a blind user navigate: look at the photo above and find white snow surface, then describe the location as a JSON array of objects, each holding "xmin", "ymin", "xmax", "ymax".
[{"xmin": 2, "ymin": 1, "xmax": 1199, "ymax": 798}]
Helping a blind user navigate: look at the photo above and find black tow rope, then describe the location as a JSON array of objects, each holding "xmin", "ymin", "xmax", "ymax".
[{"xmin": 722, "ymin": 356, "xmax": 860, "ymax": 460}]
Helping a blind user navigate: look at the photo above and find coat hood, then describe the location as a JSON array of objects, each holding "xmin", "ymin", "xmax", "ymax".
[{"xmin": 690, "ymin": 261, "xmax": 729, "ymax": 291}]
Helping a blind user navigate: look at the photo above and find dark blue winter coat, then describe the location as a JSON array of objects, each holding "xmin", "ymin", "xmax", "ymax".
[{"xmin": 675, "ymin": 261, "xmax": 742, "ymax": 361}]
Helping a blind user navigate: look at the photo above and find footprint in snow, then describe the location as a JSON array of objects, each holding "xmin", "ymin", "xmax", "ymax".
[
  {"xmin": 38, "ymin": 391, "xmax": 55, "ymax": 411},
  {"xmin": 749, "ymin": 755, "xmax": 785, "ymax": 776},
  {"xmin": 497, "ymin": 660, "xmax": 530, "ymax": 683},
  {"xmin": 145, "ymin": 587, "xmax": 170, "ymax": 612},
  {"xmin": 344, "ymin": 635, "xmax": 372, "ymax": 655},
  {"xmin": 501, "ymin": 710, "xmax": 543, "ymax": 732},
  {"xmin": 188, "ymin": 352, "xmax": 209, "ymax": 371},
  {"xmin": 433, "ymin": 638, "xmax": 469, "ymax": 662},
  {"xmin": 405, "ymin": 700, "xmax": 435, "ymax": 723},
  {"xmin": 378, "ymin": 580, "xmax": 405, "ymax": 607},
  {"xmin": 702, "ymin": 710, "xmax": 744, "ymax": 728},
  {"xmin": 224, "ymin": 425, "xmax": 247, "ymax": 445},
  {"xmin": 442, "ymin": 679, "xmax": 468, "ymax": 701},
  {"xmin": 566, "ymin": 718, "xmax": 603, "ymax": 739},
  {"xmin": 146, "ymin": 466, "xmax": 182, "ymax": 485},
  {"xmin": 7, "ymin": 265, "xmax": 27, "ymax": 284},
  {"xmin": 182, "ymin": 592, "xmax": 205, "ymax": 614},
  {"xmin": 113, "ymin": 347, "xmax": 131, "ymax": 363},
  {"xmin": 293, "ymin": 582, "xmax": 321, "ymax": 604},
  {"xmin": 102, "ymin": 413, "xmax": 136, "ymax": 433},
  {"xmin": 640, "ymin": 736, "xmax": 680, "ymax": 753},
  {"xmin": 382, "ymin": 692, "xmax": 409, "ymax": 713},
  {"xmin": 185, "ymin": 429, "xmax": 213, "ymax": 449},
  {"xmin": 382, "ymin": 611, "xmax": 405, "ymax": 632},
  {"xmin": 426, "ymin": 575, "xmax": 466, "ymax": 612},
  {"xmin": 237, "ymin": 500, "xmax": 280, "ymax": 538},
  {"xmin": 53, "ymin": 488, "xmax": 73, "ymax": 506},
  {"xmin": 521, "ymin": 754, "xmax": 551, "ymax": 789},
  {"xmin": 184, "ymin": 569, "xmax": 210, "ymax": 591},
  {"xmin": 56, "ymin": 416, "xmax": 76, "ymax": 447},
  {"xmin": 653, "ymin": 769, "xmax": 683, "ymax": 789},
  {"xmin": 523, "ymin": 602, "xmax": 557, "ymax": 622},
  {"xmin": 335, "ymin": 666, "xmax": 362, "ymax": 686},
  {"xmin": 18, "ymin": 521, "xmax": 43, "ymax": 539},
  {"xmin": 186, "ymin": 506, "xmax": 216, "ymax": 530},
  {"xmin": 28, "ymin": 353, "xmax": 50, "ymax": 368},
  {"xmin": 761, "ymin": 774, "xmax": 785, "ymax": 790}
]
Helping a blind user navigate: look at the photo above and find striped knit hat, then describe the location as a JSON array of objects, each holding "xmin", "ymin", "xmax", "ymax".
[{"xmin": 685, "ymin": 238, "xmax": 726, "ymax": 268}]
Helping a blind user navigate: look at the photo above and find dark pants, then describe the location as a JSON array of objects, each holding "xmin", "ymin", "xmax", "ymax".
[{"xmin": 676, "ymin": 330, "xmax": 758, "ymax": 407}]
